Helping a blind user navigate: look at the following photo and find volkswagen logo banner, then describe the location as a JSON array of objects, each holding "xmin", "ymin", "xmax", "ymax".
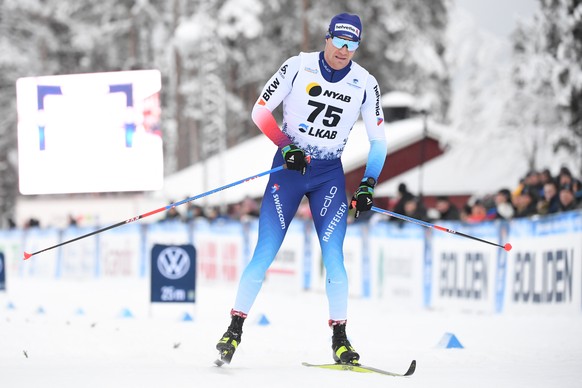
[
  {"xmin": 0, "ymin": 252, "xmax": 5, "ymax": 291},
  {"xmin": 150, "ymin": 244, "xmax": 196, "ymax": 303}
]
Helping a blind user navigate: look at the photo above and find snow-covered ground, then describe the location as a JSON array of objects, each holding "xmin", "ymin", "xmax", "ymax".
[{"xmin": 1, "ymin": 277, "xmax": 581, "ymax": 388}]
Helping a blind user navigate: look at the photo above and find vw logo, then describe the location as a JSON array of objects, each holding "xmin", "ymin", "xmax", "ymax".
[{"xmin": 157, "ymin": 247, "xmax": 190, "ymax": 280}]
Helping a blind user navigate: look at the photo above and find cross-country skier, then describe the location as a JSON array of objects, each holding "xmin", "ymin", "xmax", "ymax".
[{"xmin": 217, "ymin": 13, "xmax": 387, "ymax": 365}]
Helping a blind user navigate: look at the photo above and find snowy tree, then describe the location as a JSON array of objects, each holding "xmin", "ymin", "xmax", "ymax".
[
  {"xmin": 446, "ymin": 4, "xmax": 512, "ymax": 142},
  {"xmin": 0, "ymin": 0, "xmax": 77, "ymax": 227},
  {"xmin": 551, "ymin": 0, "xmax": 582, "ymax": 176},
  {"xmin": 507, "ymin": 0, "xmax": 582, "ymax": 175},
  {"xmin": 505, "ymin": 15, "xmax": 564, "ymax": 172},
  {"xmin": 0, "ymin": 0, "xmax": 452, "ymax": 226},
  {"xmin": 312, "ymin": 0, "xmax": 451, "ymax": 120}
]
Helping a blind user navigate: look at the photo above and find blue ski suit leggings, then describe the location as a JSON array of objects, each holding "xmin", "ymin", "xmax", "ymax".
[{"xmin": 233, "ymin": 152, "xmax": 350, "ymax": 320}]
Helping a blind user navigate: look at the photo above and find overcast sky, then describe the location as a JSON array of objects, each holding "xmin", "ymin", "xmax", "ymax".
[{"xmin": 455, "ymin": 0, "xmax": 538, "ymax": 38}]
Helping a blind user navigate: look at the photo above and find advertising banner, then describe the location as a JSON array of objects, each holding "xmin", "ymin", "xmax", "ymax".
[
  {"xmin": 98, "ymin": 224, "xmax": 142, "ymax": 278},
  {"xmin": 0, "ymin": 252, "xmax": 5, "ymax": 291},
  {"xmin": 503, "ymin": 212, "xmax": 582, "ymax": 313},
  {"xmin": 150, "ymin": 244, "xmax": 196, "ymax": 303},
  {"xmin": 194, "ymin": 220, "xmax": 245, "ymax": 282},
  {"xmin": 430, "ymin": 221, "xmax": 500, "ymax": 313},
  {"xmin": 369, "ymin": 222, "xmax": 425, "ymax": 306}
]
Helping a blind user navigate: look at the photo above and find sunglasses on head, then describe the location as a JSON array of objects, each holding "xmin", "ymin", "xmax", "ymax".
[{"xmin": 329, "ymin": 34, "xmax": 360, "ymax": 51}]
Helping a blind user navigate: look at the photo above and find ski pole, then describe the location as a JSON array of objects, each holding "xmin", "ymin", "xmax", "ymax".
[
  {"xmin": 370, "ymin": 206, "xmax": 512, "ymax": 251},
  {"xmin": 23, "ymin": 164, "xmax": 286, "ymax": 260}
]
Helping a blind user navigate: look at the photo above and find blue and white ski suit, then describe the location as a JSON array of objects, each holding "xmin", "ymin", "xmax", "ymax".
[{"xmin": 233, "ymin": 51, "xmax": 387, "ymax": 320}]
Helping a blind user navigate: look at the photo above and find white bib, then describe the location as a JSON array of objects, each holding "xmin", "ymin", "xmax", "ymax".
[{"xmin": 281, "ymin": 52, "xmax": 369, "ymax": 160}]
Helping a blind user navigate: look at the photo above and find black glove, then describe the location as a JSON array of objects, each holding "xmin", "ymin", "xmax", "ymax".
[
  {"xmin": 350, "ymin": 177, "xmax": 376, "ymax": 218},
  {"xmin": 282, "ymin": 144, "xmax": 307, "ymax": 175}
]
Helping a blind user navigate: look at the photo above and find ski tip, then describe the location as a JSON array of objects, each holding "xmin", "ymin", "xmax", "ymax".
[
  {"xmin": 404, "ymin": 360, "xmax": 416, "ymax": 376},
  {"xmin": 23, "ymin": 252, "xmax": 32, "ymax": 260}
]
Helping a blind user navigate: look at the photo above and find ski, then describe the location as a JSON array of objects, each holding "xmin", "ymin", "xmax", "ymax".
[
  {"xmin": 214, "ymin": 349, "xmax": 234, "ymax": 367},
  {"xmin": 302, "ymin": 359, "xmax": 416, "ymax": 377}
]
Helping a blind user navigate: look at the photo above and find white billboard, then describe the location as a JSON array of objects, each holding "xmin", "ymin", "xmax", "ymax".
[{"xmin": 16, "ymin": 69, "xmax": 163, "ymax": 194}]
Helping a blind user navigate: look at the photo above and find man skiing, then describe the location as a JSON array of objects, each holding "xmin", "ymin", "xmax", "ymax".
[{"xmin": 216, "ymin": 13, "xmax": 387, "ymax": 365}]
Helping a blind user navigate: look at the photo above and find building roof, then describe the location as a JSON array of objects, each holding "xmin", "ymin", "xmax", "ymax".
[{"xmin": 374, "ymin": 134, "xmax": 528, "ymax": 198}]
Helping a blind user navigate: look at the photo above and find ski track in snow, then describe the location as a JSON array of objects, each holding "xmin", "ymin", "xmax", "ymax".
[{"xmin": 1, "ymin": 278, "xmax": 581, "ymax": 388}]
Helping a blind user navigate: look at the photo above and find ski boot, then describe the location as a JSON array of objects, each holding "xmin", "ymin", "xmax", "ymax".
[
  {"xmin": 329, "ymin": 319, "xmax": 360, "ymax": 365},
  {"xmin": 215, "ymin": 310, "xmax": 246, "ymax": 365}
]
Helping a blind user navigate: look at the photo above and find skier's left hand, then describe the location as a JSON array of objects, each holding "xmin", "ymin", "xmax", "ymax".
[{"xmin": 350, "ymin": 177, "xmax": 376, "ymax": 218}]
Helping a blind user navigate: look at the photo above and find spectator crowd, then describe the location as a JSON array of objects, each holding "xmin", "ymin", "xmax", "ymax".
[{"xmin": 388, "ymin": 166, "xmax": 582, "ymax": 224}]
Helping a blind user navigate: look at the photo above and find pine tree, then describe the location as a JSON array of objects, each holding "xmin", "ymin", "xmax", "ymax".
[
  {"xmin": 504, "ymin": 0, "xmax": 582, "ymax": 175},
  {"xmin": 551, "ymin": 0, "xmax": 582, "ymax": 176}
]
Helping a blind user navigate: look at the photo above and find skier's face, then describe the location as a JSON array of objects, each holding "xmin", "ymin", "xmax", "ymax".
[{"xmin": 324, "ymin": 37, "xmax": 356, "ymax": 70}]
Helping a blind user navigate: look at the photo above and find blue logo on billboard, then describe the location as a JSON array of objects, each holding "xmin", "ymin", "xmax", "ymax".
[
  {"xmin": 150, "ymin": 244, "xmax": 196, "ymax": 303},
  {"xmin": 157, "ymin": 246, "xmax": 190, "ymax": 280}
]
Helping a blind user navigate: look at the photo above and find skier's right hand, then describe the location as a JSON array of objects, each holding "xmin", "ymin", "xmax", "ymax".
[{"xmin": 282, "ymin": 144, "xmax": 307, "ymax": 175}]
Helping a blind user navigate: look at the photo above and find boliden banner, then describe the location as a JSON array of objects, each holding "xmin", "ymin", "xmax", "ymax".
[{"xmin": 150, "ymin": 244, "xmax": 196, "ymax": 303}]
